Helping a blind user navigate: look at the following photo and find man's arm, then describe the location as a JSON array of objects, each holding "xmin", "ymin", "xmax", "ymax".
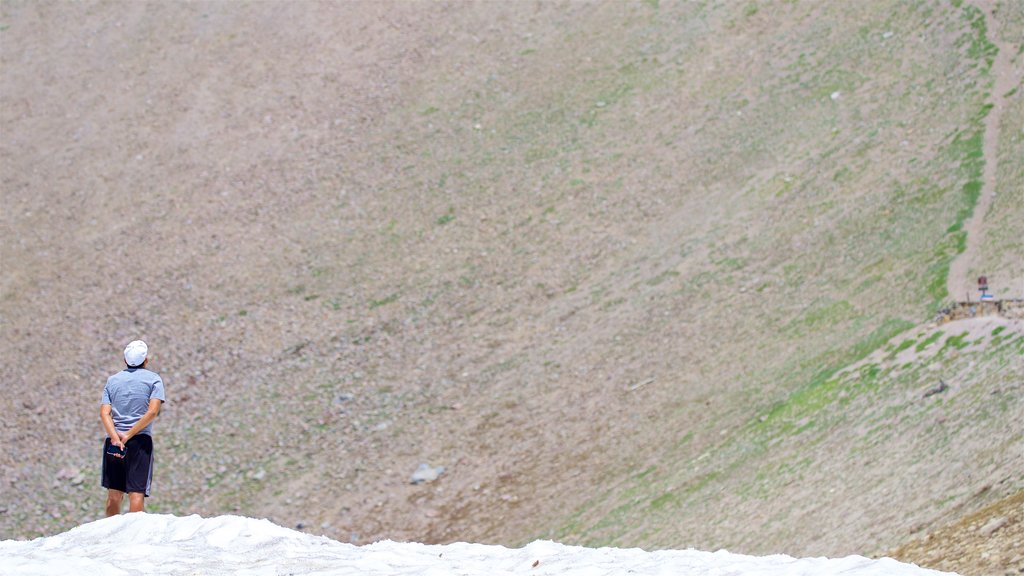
[
  {"xmin": 100, "ymin": 404, "xmax": 124, "ymax": 449},
  {"xmin": 120, "ymin": 399, "xmax": 163, "ymax": 443}
]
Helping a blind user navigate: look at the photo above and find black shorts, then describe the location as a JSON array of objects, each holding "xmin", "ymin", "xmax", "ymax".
[{"xmin": 101, "ymin": 435, "xmax": 154, "ymax": 496}]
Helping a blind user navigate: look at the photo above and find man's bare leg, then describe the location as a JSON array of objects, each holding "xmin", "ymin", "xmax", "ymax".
[
  {"xmin": 128, "ymin": 492, "xmax": 145, "ymax": 513},
  {"xmin": 106, "ymin": 489, "xmax": 124, "ymax": 517}
]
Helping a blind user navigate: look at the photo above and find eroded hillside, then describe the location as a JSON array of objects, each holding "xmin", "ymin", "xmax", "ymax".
[{"xmin": 1, "ymin": 1, "xmax": 1021, "ymax": 570}]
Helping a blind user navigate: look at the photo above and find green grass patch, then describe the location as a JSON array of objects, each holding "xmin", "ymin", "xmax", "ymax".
[
  {"xmin": 916, "ymin": 331, "xmax": 943, "ymax": 352},
  {"xmin": 649, "ymin": 491, "xmax": 678, "ymax": 510},
  {"xmin": 756, "ymin": 318, "xmax": 912, "ymax": 435},
  {"xmin": 891, "ymin": 337, "xmax": 917, "ymax": 356},
  {"xmin": 673, "ymin": 430, "xmax": 695, "ymax": 450},
  {"xmin": 714, "ymin": 257, "xmax": 746, "ymax": 270},
  {"xmin": 436, "ymin": 208, "xmax": 455, "ymax": 226},
  {"xmin": 943, "ymin": 331, "xmax": 971, "ymax": 350},
  {"xmin": 634, "ymin": 465, "xmax": 657, "ymax": 480},
  {"xmin": 958, "ymin": 4, "xmax": 998, "ymax": 65},
  {"xmin": 369, "ymin": 294, "xmax": 399, "ymax": 309}
]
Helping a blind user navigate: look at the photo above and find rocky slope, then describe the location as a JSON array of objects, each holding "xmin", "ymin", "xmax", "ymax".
[
  {"xmin": 891, "ymin": 490, "xmax": 1024, "ymax": 576},
  {"xmin": 1, "ymin": 0, "xmax": 1021, "ymax": 568}
]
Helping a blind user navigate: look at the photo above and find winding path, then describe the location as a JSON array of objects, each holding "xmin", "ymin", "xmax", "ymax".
[{"xmin": 946, "ymin": 1, "xmax": 1023, "ymax": 302}]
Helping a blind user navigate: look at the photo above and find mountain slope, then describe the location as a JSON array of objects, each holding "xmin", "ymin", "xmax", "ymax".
[{"xmin": 1, "ymin": 1, "xmax": 1021, "ymax": 570}]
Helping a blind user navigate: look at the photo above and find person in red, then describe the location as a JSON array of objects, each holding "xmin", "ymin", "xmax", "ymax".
[{"xmin": 100, "ymin": 340, "xmax": 166, "ymax": 516}]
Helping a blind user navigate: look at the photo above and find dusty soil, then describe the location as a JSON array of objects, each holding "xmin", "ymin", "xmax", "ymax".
[{"xmin": 1, "ymin": 0, "xmax": 1021, "ymax": 568}]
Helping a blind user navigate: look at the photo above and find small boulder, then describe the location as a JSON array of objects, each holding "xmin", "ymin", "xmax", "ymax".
[
  {"xmin": 410, "ymin": 463, "xmax": 445, "ymax": 485},
  {"xmin": 979, "ymin": 516, "xmax": 1008, "ymax": 537}
]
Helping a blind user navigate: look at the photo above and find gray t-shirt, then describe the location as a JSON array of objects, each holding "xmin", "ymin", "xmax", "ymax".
[{"xmin": 101, "ymin": 367, "xmax": 166, "ymax": 436}]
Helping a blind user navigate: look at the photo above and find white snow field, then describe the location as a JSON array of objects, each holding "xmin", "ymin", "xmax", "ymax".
[{"xmin": 0, "ymin": 514, "xmax": 954, "ymax": 576}]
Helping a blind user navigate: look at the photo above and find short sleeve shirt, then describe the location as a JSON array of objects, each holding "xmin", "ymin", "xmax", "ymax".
[{"xmin": 101, "ymin": 367, "xmax": 166, "ymax": 436}]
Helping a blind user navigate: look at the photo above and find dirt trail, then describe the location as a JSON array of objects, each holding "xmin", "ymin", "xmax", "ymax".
[{"xmin": 947, "ymin": 1, "xmax": 1024, "ymax": 302}]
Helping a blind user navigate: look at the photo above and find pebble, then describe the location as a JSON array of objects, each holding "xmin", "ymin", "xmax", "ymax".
[
  {"xmin": 979, "ymin": 516, "xmax": 1008, "ymax": 537},
  {"xmin": 410, "ymin": 463, "xmax": 445, "ymax": 485}
]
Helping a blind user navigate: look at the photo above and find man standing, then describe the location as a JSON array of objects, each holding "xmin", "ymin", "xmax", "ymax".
[{"xmin": 100, "ymin": 340, "xmax": 166, "ymax": 516}]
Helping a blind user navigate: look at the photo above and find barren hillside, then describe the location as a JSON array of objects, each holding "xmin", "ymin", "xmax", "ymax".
[{"xmin": 1, "ymin": 1, "xmax": 1021, "ymax": 573}]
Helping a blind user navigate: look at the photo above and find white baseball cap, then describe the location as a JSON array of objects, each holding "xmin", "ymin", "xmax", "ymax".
[{"xmin": 124, "ymin": 340, "xmax": 148, "ymax": 367}]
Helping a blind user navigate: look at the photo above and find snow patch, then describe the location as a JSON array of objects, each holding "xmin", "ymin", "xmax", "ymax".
[{"xmin": 0, "ymin": 514, "xmax": 954, "ymax": 575}]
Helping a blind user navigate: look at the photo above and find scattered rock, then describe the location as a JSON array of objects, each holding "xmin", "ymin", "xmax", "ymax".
[
  {"xmin": 979, "ymin": 516, "xmax": 1008, "ymax": 537},
  {"xmin": 410, "ymin": 463, "xmax": 445, "ymax": 485},
  {"xmin": 923, "ymin": 379, "xmax": 948, "ymax": 398}
]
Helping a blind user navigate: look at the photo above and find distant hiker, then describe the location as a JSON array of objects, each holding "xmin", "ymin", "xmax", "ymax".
[{"xmin": 100, "ymin": 340, "xmax": 166, "ymax": 516}]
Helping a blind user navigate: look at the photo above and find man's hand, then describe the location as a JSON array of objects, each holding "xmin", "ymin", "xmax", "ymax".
[
  {"xmin": 107, "ymin": 434, "xmax": 126, "ymax": 459},
  {"xmin": 101, "ymin": 404, "xmax": 125, "ymax": 451},
  {"xmin": 116, "ymin": 431, "xmax": 128, "ymax": 444}
]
